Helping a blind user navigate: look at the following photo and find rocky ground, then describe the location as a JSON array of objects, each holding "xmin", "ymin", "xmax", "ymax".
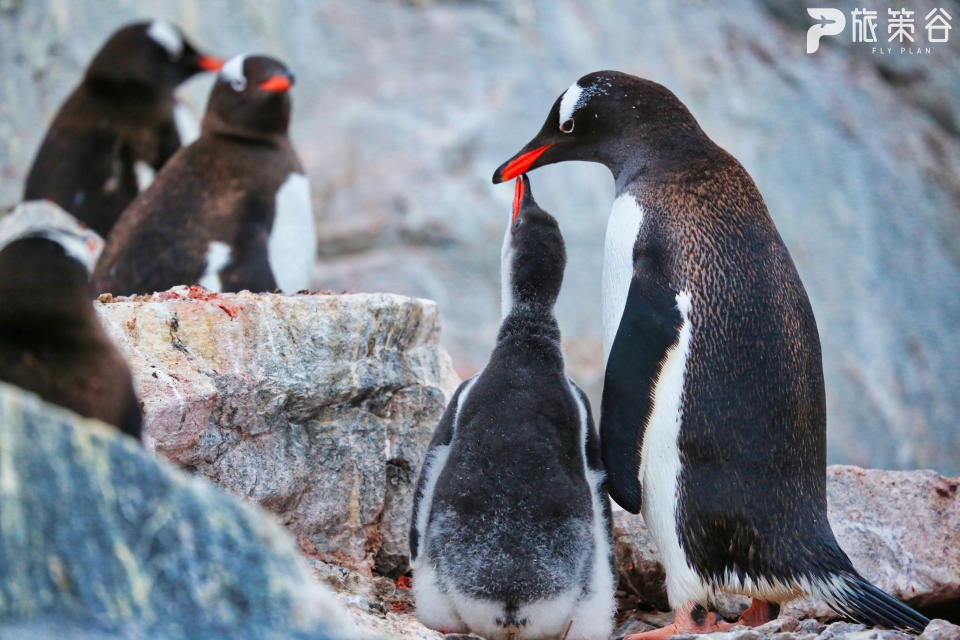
[{"xmin": 88, "ymin": 290, "xmax": 960, "ymax": 638}]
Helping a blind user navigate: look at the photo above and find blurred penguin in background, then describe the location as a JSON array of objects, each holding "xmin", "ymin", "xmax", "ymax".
[
  {"xmin": 24, "ymin": 20, "xmax": 224, "ymax": 237},
  {"xmin": 94, "ymin": 54, "xmax": 316, "ymax": 297},
  {"xmin": 0, "ymin": 201, "xmax": 142, "ymax": 439}
]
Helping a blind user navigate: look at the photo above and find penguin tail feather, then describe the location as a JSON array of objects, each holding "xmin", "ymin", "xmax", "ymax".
[{"xmin": 814, "ymin": 571, "xmax": 929, "ymax": 634}]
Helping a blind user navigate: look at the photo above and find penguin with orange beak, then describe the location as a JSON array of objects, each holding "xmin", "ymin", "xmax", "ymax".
[
  {"xmin": 94, "ymin": 55, "xmax": 315, "ymax": 297},
  {"xmin": 24, "ymin": 21, "xmax": 224, "ymax": 237},
  {"xmin": 493, "ymin": 71, "xmax": 929, "ymax": 637}
]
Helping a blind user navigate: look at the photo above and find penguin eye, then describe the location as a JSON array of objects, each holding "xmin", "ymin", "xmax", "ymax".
[
  {"xmin": 560, "ymin": 118, "xmax": 575, "ymax": 133},
  {"xmin": 230, "ymin": 78, "xmax": 247, "ymax": 92}
]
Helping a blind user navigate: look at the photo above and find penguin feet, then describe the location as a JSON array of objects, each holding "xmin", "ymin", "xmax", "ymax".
[
  {"xmin": 735, "ymin": 599, "xmax": 780, "ymax": 626},
  {"xmin": 623, "ymin": 603, "xmax": 732, "ymax": 639}
]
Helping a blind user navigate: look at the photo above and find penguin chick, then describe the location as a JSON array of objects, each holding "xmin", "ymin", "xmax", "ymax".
[
  {"xmin": 409, "ymin": 176, "xmax": 615, "ymax": 640},
  {"xmin": 93, "ymin": 54, "xmax": 315, "ymax": 297},
  {"xmin": 0, "ymin": 201, "xmax": 142, "ymax": 439},
  {"xmin": 24, "ymin": 21, "xmax": 223, "ymax": 237}
]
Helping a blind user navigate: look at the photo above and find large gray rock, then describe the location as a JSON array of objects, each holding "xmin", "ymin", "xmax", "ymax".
[
  {"xmin": 0, "ymin": 381, "xmax": 354, "ymax": 639},
  {"xmin": 1, "ymin": 0, "xmax": 955, "ymax": 474},
  {"xmin": 615, "ymin": 465, "xmax": 960, "ymax": 618},
  {"xmin": 95, "ymin": 288, "xmax": 459, "ymax": 574}
]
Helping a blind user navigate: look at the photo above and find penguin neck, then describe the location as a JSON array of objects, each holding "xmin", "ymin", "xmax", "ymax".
[
  {"xmin": 202, "ymin": 112, "xmax": 289, "ymax": 145},
  {"xmin": 83, "ymin": 75, "xmax": 171, "ymax": 109},
  {"xmin": 605, "ymin": 128, "xmax": 720, "ymax": 194},
  {"xmin": 497, "ymin": 303, "xmax": 562, "ymax": 351}
]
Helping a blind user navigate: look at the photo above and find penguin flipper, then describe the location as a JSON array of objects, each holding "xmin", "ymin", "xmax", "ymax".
[
  {"xmin": 409, "ymin": 378, "xmax": 471, "ymax": 562},
  {"xmin": 601, "ymin": 261, "xmax": 682, "ymax": 513}
]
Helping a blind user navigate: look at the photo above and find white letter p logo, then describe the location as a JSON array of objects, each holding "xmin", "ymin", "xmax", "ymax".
[{"xmin": 806, "ymin": 8, "xmax": 846, "ymax": 53}]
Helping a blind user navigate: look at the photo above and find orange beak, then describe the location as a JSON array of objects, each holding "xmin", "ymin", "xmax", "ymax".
[
  {"xmin": 496, "ymin": 144, "xmax": 553, "ymax": 183},
  {"xmin": 259, "ymin": 75, "xmax": 292, "ymax": 92},
  {"xmin": 197, "ymin": 55, "xmax": 225, "ymax": 71},
  {"xmin": 512, "ymin": 176, "xmax": 526, "ymax": 222}
]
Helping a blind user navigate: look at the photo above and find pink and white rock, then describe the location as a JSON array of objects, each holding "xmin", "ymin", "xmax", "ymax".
[{"xmin": 95, "ymin": 286, "xmax": 459, "ymax": 574}]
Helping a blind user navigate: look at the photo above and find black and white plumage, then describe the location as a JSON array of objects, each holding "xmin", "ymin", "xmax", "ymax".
[
  {"xmin": 493, "ymin": 71, "xmax": 929, "ymax": 636},
  {"xmin": 23, "ymin": 21, "xmax": 222, "ymax": 237},
  {"xmin": 409, "ymin": 176, "xmax": 615, "ymax": 640},
  {"xmin": 93, "ymin": 54, "xmax": 315, "ymax": 296},
  {"xmin": 0, "ymin": 201, "xmax": 141, "ymax": 439}
]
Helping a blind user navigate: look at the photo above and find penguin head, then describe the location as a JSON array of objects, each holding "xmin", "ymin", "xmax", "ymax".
[
  {"xmin": 492, "ymin": 71, "xmax": 707, "ymax": 183},
  {"xmin": 85, "ymin": 21, "xmax": 223, "ymax": 92},
  {"xmin": 0, "ymin": 201, "xmax": 104, "ymax": 276},
  {"xmin": 204, "ymin": 55, "xmax": 295, "ymax": 137},
  {"xmin": 500, "ymin": 175, "xmax": 566, "ymax": 318}
]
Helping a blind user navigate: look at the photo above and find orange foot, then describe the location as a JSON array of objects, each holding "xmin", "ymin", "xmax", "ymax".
[
  {"xmin": 736, "ymin": 598, "xmax": 780, "ymax": 627},
  {"xmin": 624, "ymin": 603, "xmax": 733, "ymax": 640}
]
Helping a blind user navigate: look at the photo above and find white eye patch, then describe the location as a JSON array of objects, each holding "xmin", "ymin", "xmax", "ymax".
[
  {"xmin": 559, "ymin": 82, "xmax": 583, "ymax": 124},
  {"xmin": 558, "ymin": 79, "xmax": 611, "ymax": 125},
  {"xmin": 220, "ymin": 54, "xmax": 249, "ymax": 91},
  {"xmin": 147, "ymin": 20, "xmax": 184, "ymax": 59}
]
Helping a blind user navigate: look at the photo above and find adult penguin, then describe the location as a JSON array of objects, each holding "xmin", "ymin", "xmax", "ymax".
[
  {"xmin": 24, "ymin": 21, "xmax": 223, "ymax": 236},
  {"xmin": 0, "ymin": 201, "xmax": 141, "ymax": 439},
  {"xmin": 93, "ymin": 54, "xmax": 315, "ymax": 296},
  {"xmin": 492, "ymin": 71, "xmax": 929, "ymax": 637}
]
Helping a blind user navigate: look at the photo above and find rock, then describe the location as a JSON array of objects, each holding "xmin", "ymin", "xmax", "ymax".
[
  {"xmin": 838, "ymin": 631, "xmax": 910, "ymax": 640},
  {"xmin": 0, "ymin": 381, "xmax": 353, "ymax": 639},
  {"xmin": 612, "ymin": 618, "xmax": 657, "ymax": 638},
  {"xmin": 613, "ymin": 508, "xmax": 669, "ymax": 611},
  {"xmin": 0, "ymin": 0, "xmax": 956, "ymax": 476},
  {"xmin": 818, "ymin": 622, "xmax": 869, "ymax": 638},
  {"xmin": 307, "ymin": 556, "xmax": 443, "ymax": 639},
  {"xmin": 95, "ymin": 287, "xmax": 459, "ymax": 574},
  {"xmin": 787, "ymin": 466, "xmax": 960, "ymax": 620},
  {"xmin": 920, "ymin": 619, "xmax": 960, "ymax": 640},
  {"xmin": 616, "ymin": 465, "xmax": 960, "ymax": 616}
]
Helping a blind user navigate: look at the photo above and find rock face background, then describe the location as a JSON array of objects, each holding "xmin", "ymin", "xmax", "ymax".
[
  {"xmin": 0, "ymin": 0, "xmax": 958, "ymax": 474},
  {"xmin": 95, "ymin": 288, "xmax": 459, "ymax": 576}
]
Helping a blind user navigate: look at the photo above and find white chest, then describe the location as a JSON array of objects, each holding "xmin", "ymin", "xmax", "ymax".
[
  {"xmin": 198, "ymin": 241, "xmax": 232, "ymax": 293},
  {"xmin": 173, "ymin": 103, "xmax": 200, "ymax": 146},
  {"xmin": 601, "ymin": 192, "xmax": 645, "ymax": 361},
  {"xmin": 268, "ymin": 173, "xmax": 316, "ymax": 293},
  {"xmin": 133, "ymin": 161, "xmax": 156, "ymax": 192}
]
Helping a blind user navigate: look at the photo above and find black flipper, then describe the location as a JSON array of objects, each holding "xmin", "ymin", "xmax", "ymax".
[
  {"xmin": 408, "ymin": 379, "xmax": 470, "ymax": 562},
  {"xmin": 600, "ymin": 256, "xmax": 682, "ymax": 514}
]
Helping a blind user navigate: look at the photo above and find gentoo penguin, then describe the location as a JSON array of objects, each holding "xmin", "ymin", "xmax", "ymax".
[
  {"xmin": 493, "ymin": 72, "xmax": 930, "ymax": 637},
  {"xmin": 409, "ymin": 176, "xmax": 615, "ymax": 640},
  {"xmin": 0, "ymin": 201, "xmax": 141, "ymax": 439},
  {"xmin": 23, "ymin": 21, "xmax": 223, "ymax": 237},
  {"xmin": 93, "ymin": 54, "xmax": 316, "ymax": 296}
]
